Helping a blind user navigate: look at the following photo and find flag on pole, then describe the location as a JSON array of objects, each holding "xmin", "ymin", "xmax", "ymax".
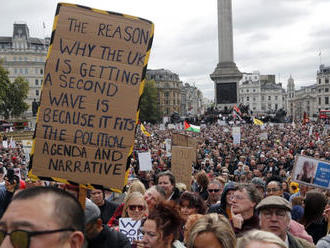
[
  {"xmin": 253, "ymin": 117, "xmax": 264, "ymax": 126},
  {"xmin": 140, "ymin": 124, "xmax": 150, "ymax": 136},
  {"xmin": 184, "ymin": 121, "xmax": 200, "ymax": 132},
  {"xmin": 233, "ymin": 105, "xmax": 242, "ymax": 120}
]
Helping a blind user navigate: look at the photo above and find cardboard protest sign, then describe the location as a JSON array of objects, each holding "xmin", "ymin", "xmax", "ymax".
[
  {"xmin": 30, "ymin": 3, "xmax": 154, "ymax": 190},
  {"xmin": 172, "ymin": 133, "xmax": 188, "ymax": 147},
  {"xmin": 292, "ymin": 155, "xmax": 330, "ymax": 189},
  {"xmin": 119, "ymin": 218, "xmax": 143, "ymax": 244},
  {"xmin": 171, "ymin": 146, "xmax": 195, "ymax": 190},
  {"xmin": 138, "ymin": 152, "xmax": 152, "ymax": 171},
  {"xmin": 172, "ymin": 133, "xmax": 197, "ymax": 148}
]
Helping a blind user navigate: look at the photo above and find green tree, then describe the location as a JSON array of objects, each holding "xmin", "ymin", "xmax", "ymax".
[
  {"xmin": 139, "ymin": 80, "xmax": 161, "ymax": 123},
  {"xmin": 0, "ymin": 64, "xmax": 29, "ymax": 119}
]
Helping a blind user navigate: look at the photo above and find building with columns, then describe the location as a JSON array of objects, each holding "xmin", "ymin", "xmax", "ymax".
[
  {"xmin": 181, "ymin": 83, "xmax": 204, "ymax": 117},
  {"xmin": 238, "ymin": 71, "xmax": 285, "ymax": 115},
  {"xmin": 0, "ymin": 23, "xmax": 49, "ymax": 118},
  {"xmin": 146, "ymin": 69, "xmax": 204, "ymax": 118},
  {"xmin": 146, "ymin": 69, "xmax": 183, "ymax": 117},
  {"xmin": 287, "ymin": 64, "xmax": 330, "ymax": 120}
]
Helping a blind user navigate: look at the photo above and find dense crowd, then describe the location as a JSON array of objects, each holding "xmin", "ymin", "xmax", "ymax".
[{"xmin": 0, "ymin": 120, "xmax": 329, "ymax": 248}]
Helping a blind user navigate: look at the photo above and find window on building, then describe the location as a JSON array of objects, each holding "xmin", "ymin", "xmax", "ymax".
[
  {"xmin": 268, "ymin": 96, "xmax": 271, "ymax": 100},
  {"xmin": 275, "ymin": 104, "xmax": 278, "ymax": 110},
  {"xmin": 40, "ymin": 68, "xmax": 43, "ymax": 74},
  {"xmin": 19, "ymin": 68, "xmax": 23, "ymax": 74},
  {"xmin": 319, "ymin": 89, "xmax": 322, "ymax": 93},
  {"xmin": 253, "ymin": 89, "xmax": 256, "ymax": 92},
  {"xmin": 18, "ymin": 57, "xmax": 22, "ymax": 61},
  {"xmin": 275, "ymin": 96, "xmax": 278, "ymax": 100},
  {"xmin": 13, "ymin": 56, "xmax": 16, "ymax": 61},
  {"xmin": 319, "ymin": 78, "xmax": 321, "ymax": 84},
  {"xmin": 319, "ymin": 97, "xmax": 321, "ymax": 105},
  {"xmin": 325, "ymin": 97, "xmax": 329, "ymax": 105},
  {"xmin": 253, "ymin": 97, "xmax": 256, "ymax": 102},
  {"xmin": 325, "ymin": 88, "xmax": 329, "ymax": 92},
  {"xmin": 36, "ymin": 90, "xmax": 39, "ymax": 96},
  {"xmin": 164, "ymin": 92, "xmax": 169, "ymax": 97},
  {"xmin": 246, "ymin": 97, "xmax": 249, "ymax": 101},
  {"xmin": 247, "ymin": 89, "xmax": 249, "ymax": 93},
  {"xmin": 24, "ymin": 57, "xmax": 27, "ymax": 61},
  {"xmin": 25, "ymin": 68, "xmax": 28, "ymax": 74},
  {"xmin": 325, "ymin": 78, "xmax": 329, "ymax": 84},
  {"xmin": 35, "ymin": 79, "xmax": 39, "ymax": 86},
  {"xmin": 262, "ymin": 96, "xmax": 265, "ymax": 101},
  {"xmin": 14, "ymin": 68, "xmax": 17, "ymax": 74}
]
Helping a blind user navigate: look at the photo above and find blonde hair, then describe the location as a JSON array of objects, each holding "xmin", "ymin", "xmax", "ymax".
[
  {"xmin": 122, "ymin": 192, "xmax": 147, "ymax": 218},
  {"xmin": 186, "ymin": 213, "xmax": 236, "ymax": 248},
  {"xmin": 237, "ymin": 230, "xmax": 287, "ymax": 248},
  {"xmin": 127, "ymin": 179, "xmax": 146, "ymax": 195}
]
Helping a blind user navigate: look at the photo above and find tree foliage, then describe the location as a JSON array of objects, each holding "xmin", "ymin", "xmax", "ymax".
[
  {"xmin": 139, "ymin": 80, "xmax": 161, "ymax": 124},
  {"xmin": 0, "ymin": 64, "xmax": 29, "ymax": 119}
]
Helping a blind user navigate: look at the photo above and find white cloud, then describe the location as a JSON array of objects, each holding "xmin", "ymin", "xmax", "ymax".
[{"xmin": 1, "ymin": 0, "xmax": 329, "ymax": 99}]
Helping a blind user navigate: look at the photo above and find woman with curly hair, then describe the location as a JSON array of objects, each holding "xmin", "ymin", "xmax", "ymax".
[{"xmin": 136, "ymin": 201, "xmax": 185, "ymax": 248}]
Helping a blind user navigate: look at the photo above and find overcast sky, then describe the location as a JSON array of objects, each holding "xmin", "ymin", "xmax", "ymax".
[{"xmin": 1, "ymin": 0, "xmax": 330, "ymax": 99}]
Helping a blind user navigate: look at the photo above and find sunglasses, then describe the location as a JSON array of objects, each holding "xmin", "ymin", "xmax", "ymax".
[
  {"xmin": 128, "ymin": 205, "xmax": 145, "ymax": 211},
  {"xmin": 0, "ymin": 228, "xmax": 74, "ymax": 248},
  {"xmin": 208, "ymin": 189, "xmax": 220, "ymax": 193}
]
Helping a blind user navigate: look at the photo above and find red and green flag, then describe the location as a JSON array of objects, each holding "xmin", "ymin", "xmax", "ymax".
[{"xmin": 184, "ymin": 121, "xmax": 200, "ymax": 132}]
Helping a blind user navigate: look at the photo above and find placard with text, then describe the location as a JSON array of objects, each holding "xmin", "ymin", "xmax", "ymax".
[{"xmin": 31, "ymin": 3, "xmax": 153, "ymax": 190}]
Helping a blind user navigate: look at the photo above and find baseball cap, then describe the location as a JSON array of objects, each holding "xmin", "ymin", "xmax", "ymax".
[{"xmin": 84, "ymin": 199, "xmax": 101, "ymax": 225}]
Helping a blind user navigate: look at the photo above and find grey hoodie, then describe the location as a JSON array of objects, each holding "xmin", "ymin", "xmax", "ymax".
[{"xmin": 317, "ymin": 234, "xmax": 330, "ymax": 248}]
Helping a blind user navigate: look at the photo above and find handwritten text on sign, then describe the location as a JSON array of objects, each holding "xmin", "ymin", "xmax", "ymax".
[
  {"xmin": 32, "ymin": 4, "xmax": 153, "ymax": 189},
  {"xmin": 119, "ymin": 218, "xmax": 143, "ymax": 244}
]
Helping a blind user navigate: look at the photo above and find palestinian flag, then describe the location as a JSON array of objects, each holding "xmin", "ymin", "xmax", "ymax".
[{"xmin": 184, "ymin": 121, "xmax": 200, "ymax": 132}]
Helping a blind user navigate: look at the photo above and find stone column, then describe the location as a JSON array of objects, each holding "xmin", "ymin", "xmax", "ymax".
[
  {"xmin": 218, "ymin": 0, "xmax": 234, "ymax": 63},
  {"xmin": 210, "ymin": 0, "xmax": 241, "ymax": 107}
]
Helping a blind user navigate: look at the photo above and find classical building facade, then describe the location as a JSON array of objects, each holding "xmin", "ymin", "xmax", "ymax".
[
  {"xmin": 287, "ymin": 64, "xmax": 330, "ymax": 120},
  {"xmin": 181, "ymin": 83, "xmax": 203, "ymax": 116},
  {"xmin": 146, "ymin": 69, "xmax": 183, "ymax": 117},
  {"xmin": 146, "ymin": 69, "xmax": 204, "ymax": 118},
  {"xmin": 238, "ymin": 71, "xmax": 285, "ymax": 115},
  {"xmin": 0, "ymin": 23, "xmax": 49, "ymax": 118}
]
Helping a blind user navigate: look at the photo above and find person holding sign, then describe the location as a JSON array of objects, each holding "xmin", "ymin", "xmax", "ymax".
[
  {"xmin": 122, "ymin": 192, "xmax": 148, "ymax": 221},
  {"xmin": 84, "ymin": 199, "xmax": 130, "ymax": 248}
]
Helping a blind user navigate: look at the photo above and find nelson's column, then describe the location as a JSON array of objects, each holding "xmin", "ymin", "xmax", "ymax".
[{"xmin": 210, "ymin": 0, "xmax": 241, "ymax": 109}]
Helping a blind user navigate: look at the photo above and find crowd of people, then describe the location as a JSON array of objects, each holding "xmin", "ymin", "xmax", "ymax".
[{"xmin": 0, "ymin": 120, "xmax": 329, "ymax": 247}]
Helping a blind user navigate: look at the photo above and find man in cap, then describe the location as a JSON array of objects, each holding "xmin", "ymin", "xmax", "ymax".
[
  {"xmin": 84, "ymin": 199, "xmax": 130, "ymax": 248},
  {"xmin": 257, "ymin": 196, "xmax": 315, "ymax": 248}
]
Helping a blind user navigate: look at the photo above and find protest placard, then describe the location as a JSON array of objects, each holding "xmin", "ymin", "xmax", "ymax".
[
  {"xmin": 171, "ymin": 146, "xmax": 195, "ymax": 190},
  {"xmin": 119, "ymin": 218, "xmax": 143, "ymax": 244},
  {"xmin": 165, "ymin": 138, "xmax": 171, "ymax": 156},
  {"xmin": 30, "ymin": 3, "xmax": 154, "ymax": 190},
  {"xmin": 138, "ymin": 152, "xmax": 152, "ymax": 171},
  {"xmin": 259, "ymin": 132, "xmax": 268, "ymax": 140},
  {"xmin": 172, "ymin": 133, "xmax": 188, "ymax": 147},
  {"xmin": 232, "ymin": 127, "xmax": 241, "ymax": 145},
  {"xmin": 292, "ymin": 155, "xmax": 330, "ymax": 189}
]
